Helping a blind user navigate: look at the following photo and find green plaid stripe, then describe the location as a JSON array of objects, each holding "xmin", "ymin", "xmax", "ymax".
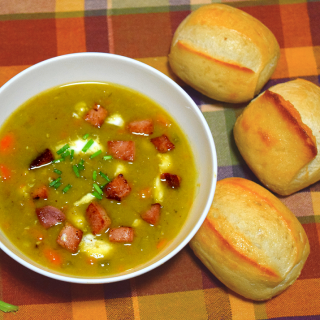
[{"xmin": 1, "ymin": 0, "xmax": 320, "ymax": 319}]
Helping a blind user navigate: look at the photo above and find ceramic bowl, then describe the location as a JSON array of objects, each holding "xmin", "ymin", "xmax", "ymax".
[{"xmin": 0, "ymin": 53, "xmax": 217, "ymax": 283}]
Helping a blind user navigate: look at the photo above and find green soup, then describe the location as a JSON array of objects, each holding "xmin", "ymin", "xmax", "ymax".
[{"xmin": 0, "ymin": 82, "xmax": 197, "ymax": 277}]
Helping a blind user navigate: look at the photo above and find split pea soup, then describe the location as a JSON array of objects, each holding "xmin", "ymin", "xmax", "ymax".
[{"xmin": 0, "ymin": 81, "xmax": 197, "ymax": 277}]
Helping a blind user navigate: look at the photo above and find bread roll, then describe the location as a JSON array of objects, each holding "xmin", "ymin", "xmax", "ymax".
[
  {"xmin": 190, "ymin": 177, "xmax": 309, "ymax": 301},
  {"xmin": 168, "ymin": 4, "xmax": 280, "ymax": 103},
  {"xmin": 234, "ymin": 79, "xmax": 320, "ymax": 196}
]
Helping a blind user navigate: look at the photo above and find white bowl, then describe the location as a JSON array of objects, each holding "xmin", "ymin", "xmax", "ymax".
[{"xmin": 0, "ymin": 53, "xmax": 217, "ymax": 284}]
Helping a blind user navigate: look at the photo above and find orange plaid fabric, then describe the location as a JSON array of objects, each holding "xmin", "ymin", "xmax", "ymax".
[{"xmin": 1, "ymin": 1, "xmax": 320, "ymax": 319}]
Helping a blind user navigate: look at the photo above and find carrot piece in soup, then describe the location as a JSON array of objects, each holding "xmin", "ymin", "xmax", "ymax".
[
  {"xmin": 107, "ymin": 140, "xmax": 135, "ymax": 161},
  {"xmin": 0, "ymin": 133, "xmax": 15, "ymax": 152},
  {"xmin": 150, "ymin": 134, "xmax": 175, "ymax": 153},
  {"xmin": 104, "ymin": 174, "xmax": 131, "ymax": 201},
  {"xmin": 127, "ymin": 119, "xmax": 154, "ymax": 136},
  {"xmin": 138, "ymin": 187, "xmax": 152, "ymax": 199},
  {"xmin": 84, "ymin": 104, "xmax": 108, "ymax": 128},
  {"xmin": 57, "ymin": 222, "xmax": 83, "ymax": 253},
  {"xmin": 28, "ymin": 228, "xmax": 44, "ymax": 241},
  {"xmin": 156, "ymin": 238, "xmax": 168, "ymax": 250},
  {"xmin": 30, "ymin": 148, "xmax": 54, "ymax": 169},
  {"xmin": 0, "ymin": 164, "xmax": 11, "ymax": 180},
  {"xmin": 160, "ymin": 173, "xmax": 181, "ymax": 189},
  {"xmin": 117, "ymin": 265, "xmax": 125, "ymax": 272},
  {"xmin": 109, "ymin": 227, "xmax": 134, "ymax": 242},
  {"xmin": 156, "ymin": 114, "xmax": 171, "ymax": 127},
  {"xmin": 141, "ymin": 203, "xmax": 161, "ymax": 225},
  {"xmin": 86, "ymin": 202, "xmax": 111, "ymax": 235},
  {"xmin": 32, "ymin": 185, "xmax": 49, "ymax": 200},
  {"xmin": 87, "ymin": 257, "xmax": 97, "ymax": 265},
  {"xmin": 36, "ymin": 205, "xmax": 66, "ymax": 229},
  {"xmin": 43, "ymin": 247, "xmax": 63, "ymax": 266}
]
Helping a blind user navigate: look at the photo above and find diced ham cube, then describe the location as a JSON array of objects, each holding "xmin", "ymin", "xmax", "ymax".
[
  {"xmin": 107, "ymin": 141, "xmax": 135, "ymax": 161},
  {"xmin": 104, "ymin": 174, "xmax": 131, "ymax": 201},
  {"xmin": 160, "ymin": 173, "xmax": 181, "ymax": 189},
  {"xmin": 86, "ymin": 202, "xmax": 111, "ymax": 235},
  {"xmin": 127, "ymin": 119, "xmax": 154, "ymax": 136},
  {"xmin": 150, "ymin": 134, "xmax": 175, "ymax": 153},
  {"xmin": 109, "ymin": 227, "xmax": 134, "ymax": 242},
  {"xmin": 36, "ymin": 205, "xmax": 66, "ymax": 229},
  {"xmin": 32, "ymin": 185, "xmax": 49, "ymax": 200},
  {"xmin": 56, "ymin": 222, "xmax": 83, "ymax": 253},
  {"xmin": 84, "ymin": 104, "xmax": 108, "ymax": 128},
  {"xmin": 141, "ymin": 203, "xmax": 161, "ymax": 225},
  {"xmin": 30, "ymin": 149, "xmax": 54, "ymax": 169}
]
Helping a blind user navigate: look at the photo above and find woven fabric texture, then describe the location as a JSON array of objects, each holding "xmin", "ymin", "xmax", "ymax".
[{"xmin": 0, "ymin": 1, "xmax": 320, "ymax": 319}]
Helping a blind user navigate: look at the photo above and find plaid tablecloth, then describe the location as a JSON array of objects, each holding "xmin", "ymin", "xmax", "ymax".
[{"xmin": 1, "ymin": 1, "xmax": 320, "ymax": 319}]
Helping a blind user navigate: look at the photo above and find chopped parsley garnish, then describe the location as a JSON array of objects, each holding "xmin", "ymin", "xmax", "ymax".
[
  {"xmin": 48, "ymin": 139, "xmax": 112, "ymax": 199},
  {"xmin": 49, "ymin": 177, "xmax": 61, "ymax": 187},
  {"xmin": 93, "ymin": 183, "xmax": 104, "ymax": 195},
  {"xmin": 56, "ymin": 144, "xmax": 70, "ymax": 155},
  {"xmin": 52, "ymin": 158, "xmax": 65, "ymax": 164},
  {"xmin": 90, "ymin": 150, "xmax": 102, "ymax": 159},
  {"xmin": 0, "ymin": 300, "xmax": 18, "ymax": 313},
  {"xmin": 82, "ymin": 139, "xmax": 94, "ymax": 152},
  {"xmin": 92, "ymin": 191, "xmax": 103, "ymax": 200},
  {"xmin": 99, "ymin": 171, "xmax": 111, "ymax": 182},
  {"xmin": 62, "ymin": 184, "xmax": 72, "ymax": 193},
  {"xmin": 54, "ymin": 181, "xmax": 62, "ymax": 189},
  {"xmin": 61, "ymin": 150, "xmax": 70, "ymax": 159},
  {"xmin": 77, "ymin": 159, "xmax": 85, "ymax": 171},
  {"xmin": 54, "ymin": 168, "xmax": 62, "ymax": 175},
  {"xmin": 72, "ymin": 165, "xmax": 80, "ymax": 178}
]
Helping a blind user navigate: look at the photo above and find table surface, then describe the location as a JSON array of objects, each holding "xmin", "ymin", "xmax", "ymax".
[{"xmin": 1, "ymin": 1, "xmax": 320, "ymax": 319}]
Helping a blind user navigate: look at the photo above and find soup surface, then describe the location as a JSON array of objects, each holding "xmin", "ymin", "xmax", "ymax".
[{"xmin": 0, "ymin": 82, "xmax": 197, "ymax": 277}]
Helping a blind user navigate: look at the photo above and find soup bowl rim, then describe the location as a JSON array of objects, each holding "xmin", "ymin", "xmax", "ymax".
[{"xmin": 0, "ymin": 52, "xmax": 217, "ymax": 284}]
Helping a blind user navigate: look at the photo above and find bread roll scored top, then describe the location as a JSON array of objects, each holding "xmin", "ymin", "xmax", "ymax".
[
  {"xmin": 190, "ymin": 178, "xmax": 309, "ymax": 301},
  {"xmin": 234, "ymin": 79, "xmax": 320, "ymax": 196},
  {"xmin": 168, "ymin": 4, "xmax": 280, "ymax": 103}
]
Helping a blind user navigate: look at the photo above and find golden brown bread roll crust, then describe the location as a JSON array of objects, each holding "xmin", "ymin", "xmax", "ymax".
[
  {"xmin": 168, "ymin": 4, "xmax": 280, "ymax": 103},
  {"xmin": 234, "ymin": 79, "xmax": 320, "ymax": 196},
  {"xmin": 190, "ymin": 178, "xmax": 310, "ymax": 301}
]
